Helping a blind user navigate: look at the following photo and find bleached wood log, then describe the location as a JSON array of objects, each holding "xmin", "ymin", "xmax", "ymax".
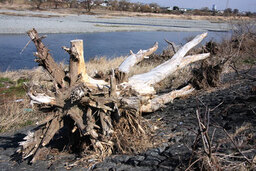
[
  {"xmin": 63, "ymin": 40, "xmax": 108, "ymax": 88},
  {"xmin": 127, "ymin": 33, "xmax": 208, "ymax": 95},
  {"xmin": 121, "ymin": 53, "xmax": 210, "ymax": 96},
  {"xmin": 63, "ymin": 40, "xmax": 90, "ymax": 86},
  {"xmin": 27, "ymin": 92, "xmax": 56, "ymax": 105},
  {"xmin": 118, "ymin": 42, "xmax": 158, "ymax": 73},
  {"xmin": 87, "ymin": 77, "xmax": 109, "ymax": 88},
  {"xmin": 141, "ymin": 84, "xmax": 195, "ymax": 112}
]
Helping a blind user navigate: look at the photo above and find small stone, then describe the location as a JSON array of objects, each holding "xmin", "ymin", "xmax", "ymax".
[
  {"xmin": 139, "ymin": 159, "xmax": 159, "ymax": 167},
  {"xmin": 111, "ymin": 155, "xmax": 131, "ymax": 163}
]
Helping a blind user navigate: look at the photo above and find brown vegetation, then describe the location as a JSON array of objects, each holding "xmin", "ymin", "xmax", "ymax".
[{"xmin": 0, "ymin": 68, "xmax": 49, "ymax": 132}]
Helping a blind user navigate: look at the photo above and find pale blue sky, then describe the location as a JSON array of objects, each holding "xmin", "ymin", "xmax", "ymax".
[{"xmin": 129, "ymin": 0, "xmax": 256, "ymax": 12}]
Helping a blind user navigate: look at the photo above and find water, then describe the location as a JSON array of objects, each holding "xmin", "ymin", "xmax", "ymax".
[{"xmin": 0, "ymin": 31, "xmax": 230, "ymax": 71}]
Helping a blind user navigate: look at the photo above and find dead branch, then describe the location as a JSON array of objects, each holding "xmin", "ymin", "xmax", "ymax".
[
  {"xmin": 141, "ymin": 84, "xmax": 195, "ymax": 112},
  {"xmin": 222, "ymin": 128, "xmax": 252, "ymax": 165},
  {"xmin": 27, "ymin": 28, "xmax": 66, "ymax": 88},
  {"xmin": 126, "ymin": 33, "xmax": 209, "ymax": 95},
  {"xmin": 118, "ymin": 42, "xmax": 158, "ymax": 73},
  {"xmin": 165, "ymin": 39, "xmax": 178, "ymax": 53}
]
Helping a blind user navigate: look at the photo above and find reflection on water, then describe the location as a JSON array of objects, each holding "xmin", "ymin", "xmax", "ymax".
[{"xmin": 0, "ymin": 31, "xmax": 230, "ymax": 71}]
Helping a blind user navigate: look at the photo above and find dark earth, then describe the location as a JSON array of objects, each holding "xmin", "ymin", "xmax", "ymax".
[{"xmin": 0, "ymin": 71, "xmax": 255, "ymax": 170}]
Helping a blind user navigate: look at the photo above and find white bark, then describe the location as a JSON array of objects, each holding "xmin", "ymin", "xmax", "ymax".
[
  {"xmin": 28, "ymin": 92, "xmax": 56, "ymax": 105},
  {"xmin": 127, "ymin": 33, "xmax": 208, "ymax": 95},
  {"xmin": 64, "ymin": 39, "xmax": 108, "ymax": 88},
  {"xmin": 118, "ymin": 42, "xmax": 158, "ymax": 73},
  {"xmin": 87, "ymin": 77, "xmax": 109, "ymax": 88},
  {"xmin": 141, "ymin": 84, "xmax": 195, "ymax": 112}
]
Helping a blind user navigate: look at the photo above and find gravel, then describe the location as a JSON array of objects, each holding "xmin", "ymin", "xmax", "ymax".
[{"xmin": 0, "ymin": 9, "xmax": 230, "ymax": 34}]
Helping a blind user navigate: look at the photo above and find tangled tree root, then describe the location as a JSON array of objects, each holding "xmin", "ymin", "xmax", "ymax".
[
  {"xmin": 17, "ymin": 29, "xmax": 212, "ymax": 166},
  {"xmin": 190, "ymin": 61, "xmax": 223, "ymax": 90}
]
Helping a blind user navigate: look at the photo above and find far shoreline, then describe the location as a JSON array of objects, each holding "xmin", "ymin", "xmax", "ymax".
[
  {"xmin": 0, "ymin": 29, "xmax": 230, "ymax": 35},
  {"xmin": 0, "ymin": 9, "xmax": 231, "ymax": 34}
]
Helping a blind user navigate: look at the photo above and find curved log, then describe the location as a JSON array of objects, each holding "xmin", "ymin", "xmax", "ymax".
[
  {"xmin": 118, "ymin": 42, "xmax": 158, "ymax": 73},
  {"xmin": 127, "ymin": 33, "xmax": 208, "ymax": 95},
  {"xmin": 140, "ymin": 84, "xmax": 195, "ymax": 113},
  {"xmin": 28, "ymin": 92, "xmax": 56, "ymax": 105}
]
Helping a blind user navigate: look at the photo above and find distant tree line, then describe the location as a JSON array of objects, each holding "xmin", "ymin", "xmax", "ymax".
[
  {"xmin": 1, "ymin": 0, "xmax": 255, "ymax": 17},
  {"xmin": 17, "ymin": 0, "xmax": 162, "ymax": 13}
]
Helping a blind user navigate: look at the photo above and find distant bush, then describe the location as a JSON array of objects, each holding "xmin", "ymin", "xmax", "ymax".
[
  {"xmin": 173, "ymin": 6, "xmax": 179, "ymax": 11},
  {"xmin": 224, "ymin": 8, "xmax": 232, "ymax": 16},
  {"xmin": 30, "ymin": 0, "xmax": 45, "ymax": 9}
]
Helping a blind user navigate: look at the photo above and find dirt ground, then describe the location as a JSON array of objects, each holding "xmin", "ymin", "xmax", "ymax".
[{"xmin": 0, "ymin": 68, "xmax": 255, "ymax": 170}]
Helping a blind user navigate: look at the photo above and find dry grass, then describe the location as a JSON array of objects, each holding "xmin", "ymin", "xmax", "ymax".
[
  {"xmin": 215, "ymin": 20, "xmax": 256, "ymax": 75},
  {"xmin": 0, "ymin": 67, "xmax": 50, "ymax": 133},
  {"xmin": 85, "ymin": 56, "xmax": 124, "ymax": 76},
  {"xmin": 186, "ymin": 107, "xmax": 255, "ymax": 171},
  {"xmin": 128, "ymin": 61, "xmax": 159, "ymax": 77},
  {"xmin": 85, "ymin": 55, "xmax": 160, "ymax": 78},
  {"xmin": 0, "ymin": 67, "xmax": 46, "ymax": 82},
  {"xmin": 0, "ymin": 11, "xmax": 63, "ymax": 18},
  {"xmin": 90, "ymin": 9, "xmax": 252, "ymax": 23},
  {"xmin": 0, "ymin": 99, "xmax": 47, "ymax": 133},
  {"xmin": 0, "ymin": 67, "xmax": 52, "ymax": 133}
]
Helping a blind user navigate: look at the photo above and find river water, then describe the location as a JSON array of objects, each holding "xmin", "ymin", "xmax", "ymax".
[{"xmin": 0, "ymin": 31, "xmax": 230, "ymax": 71}]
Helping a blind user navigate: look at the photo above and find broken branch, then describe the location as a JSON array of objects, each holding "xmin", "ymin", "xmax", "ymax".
[
  {"xmin": 118, "ymin": 42, "xmax": 158, "ymax": 73},
  {"xmin": 27, "ymin": 28, "xmax": 66, "ymax": 88}
]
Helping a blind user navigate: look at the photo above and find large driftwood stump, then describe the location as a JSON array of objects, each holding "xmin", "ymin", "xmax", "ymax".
[{"xmin": 19, "ymin": 28, "xmax": 210, "ymax": 165}]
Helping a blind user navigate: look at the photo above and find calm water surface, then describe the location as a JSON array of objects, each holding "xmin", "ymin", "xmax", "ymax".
[{"xmin": 0, "ymin": 31, "xmax": 230, "ymax": 71}]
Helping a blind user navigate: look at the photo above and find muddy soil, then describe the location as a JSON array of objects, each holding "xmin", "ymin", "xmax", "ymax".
[{"xmin": 0, "ymin": 71, "xmax": 255, "ymax": 170}]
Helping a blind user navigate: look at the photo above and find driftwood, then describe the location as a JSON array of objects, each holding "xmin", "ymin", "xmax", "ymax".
[
  {"xmin": 19, "ymin": 28, "xmax": 211, "ymax": 164},
  {"xmin": 27, "ymin": 28, "xmax": 66, "ymax": 88}
]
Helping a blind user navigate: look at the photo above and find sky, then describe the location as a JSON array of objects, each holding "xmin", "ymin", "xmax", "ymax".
[{"xmin": 129, "ymin": 0, "xmax": 256, "ymax": 12}]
